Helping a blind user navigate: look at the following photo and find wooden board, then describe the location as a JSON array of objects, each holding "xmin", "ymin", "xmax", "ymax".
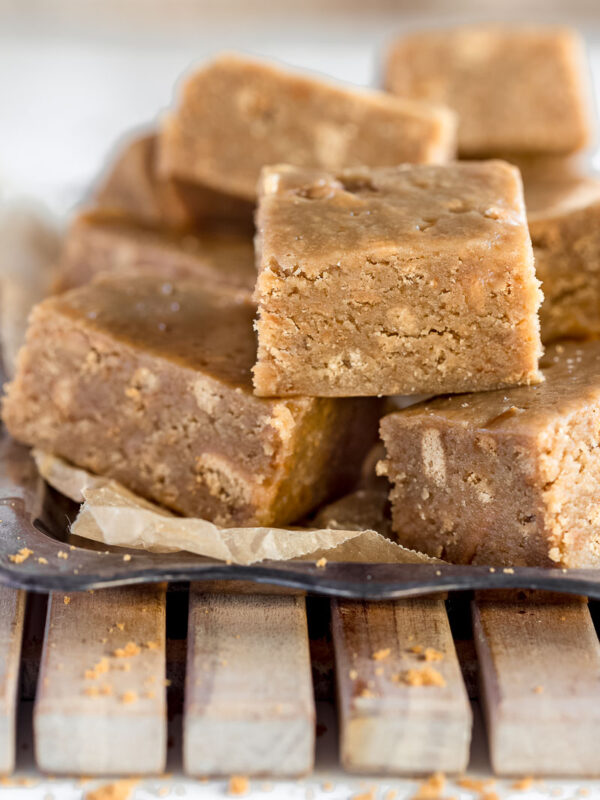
[
  {"xmin": 473, "ymin": 590, "xmax": 600, "ymax": 776},
  {"xmin": 34, "ymin": 585, "xmax": 167, "ymax": 775},
  {"xmin": 331, "ymin": 596, "xmax": 472, "ymax": 775},
  {"xmin": 0, "ymin": 588, "xmax": 26, "ymax": 775},
  {"xmin": 183, "ymin": 587, "xmax": 315, "ymax": 777}
]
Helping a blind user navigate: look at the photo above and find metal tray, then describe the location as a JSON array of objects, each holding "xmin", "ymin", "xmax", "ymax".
[{"xmin": 2, "ymin": 431, "xmax": 600, "ymax": 599}]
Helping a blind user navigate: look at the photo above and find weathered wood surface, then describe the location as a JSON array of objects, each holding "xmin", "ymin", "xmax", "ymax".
[
  {"xmin": 34, "ymin": 585, "xmax": 167, "ymax": 775},
  {"xmin": 332, "ymin": 596, "xmax": 472, "ymax": 775},
  {"xmin": 184, "ymin": 587, "xmax": 315, "ymax": 777},
  {"xmin": 473, "ymin": 590, "xmax": 600, "ymax": 776},
  {"xmin": 0, "ymin": 588, "xmax": 26, "ymax": 775}
]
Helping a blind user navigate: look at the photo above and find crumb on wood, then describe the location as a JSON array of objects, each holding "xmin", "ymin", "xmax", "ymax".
[
  {"xmin": 63, "ymin": 596, "xmax": 71, "ymax": 605},
  {"xmin": 120, "ymin": 691, "xmax": 138, "ymax": 705},
  {"xmin": 113, "ymin": 642, "xmax": 141, "ymax": 658},
  {"xmin": 227, "ymin": 775, "xmax": 249, "ymax": 796},
  {"xmin": 422, "ymin": 647, "xmax": 444, "ymax": 662},
  {"xmin": 123, "ymin": 554, "xmax": 132, "ymax": 562},
  {"xmin": 349, "ymin": 669, "xmax": 358, "ymax": 680},
  {"xmin": 316, "ymin": 557, "xmax": 327, "ymax": 568},
  {"xmin": 84, "ymin": 779, "xmax": 138, "ymax": 800},
  {"xmin": 457, "ymin": 777, "xmax": 496, "ymax": 792},
  {"xmin": 8, "ymin": 547, "xmax": 33, "ymax": 564},
  {"xmin": 372, "ymin": 648, "xmax": 391, "ymax": 661},
  {"xmin": 57, "ymin": 550, "xmax": 68, "ymax": 559},
  {"xmin": 412, "ymin": 772, "xmax": 446, "ymax": 800},
  {"xmin": 503, "ymin": 568, "xmax": 515, "ymax": 574},
  {"xmin": 145, "ymin": 640, "xmax": 159, "ymax": 650},
  {"xmin": 38, "ymin": 557, "xmax": 48, "ymax": 565},
  {"xmin": 84, "ymin": 658, "xmax": 110, "ymax": 680},
  {"xmin": 396, "ymin": 666, "xmax": 446, "ymax": 688},
  {"xmin": 116, "ymin": 622, "xmax": 125, "ymax": 631},
  {"xmin": 351, "ymin": 789, "xmax": 376, "ymax": 800},
  {"xmin": 533, "ymin": 685, "xmax": 544, "ymax": 694},
  {"xmin": 409, "ymin": 644, "xmax": 423, "ymax": 654}
]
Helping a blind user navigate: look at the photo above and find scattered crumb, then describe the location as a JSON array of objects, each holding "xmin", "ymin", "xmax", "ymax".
[
  {"xmin": 489, "ymin": 567, "xmax": 496, "ymax": 573},
  {"xmin": 116, "ymin": 623, "xmax": 125, "ymax": 631},
  {"xmin": 143, "ymin": 690, "xmax": 156, "ymax": 700},
  {"xmin": 482, "ymin": 793, "xmax": 499, "ymax": 800},
  {"xmin": 351, "ymin": 790, "xmax": 376, "ymax": 800},
  {"xmin": 322, "ymin": 782, "xmax": 334, "ymax": 792},
  {"xmin": 113, "ymin": 642, "xmax": 141, "ymax": 658},
  {"xmin": 316, "ymin": 557, "xmax": 327, "ymax": 568},
  {"xmin": 38, "ymin": 557, "xmax": 48, "ymax": 565},
  {"xmin": 63, "ymin": 596, "xmax": 71, "ymax": 605},
  {"xmin": 83, "ymin": 686, "xmax": 100, "ymax": 697},
  {"xmin": 409, "ymin": 645, "xmax": 424, "ymax": 654},
  {"xmin": 123, "ymin": 554, "xmax": 132, "ymax": 562},
  {"xmin": 396, "ymin": 666, "xmax": 446, "ymax": 687},
  {"xmin": 503, "ymin": 568, "xmax": 515, "ymax": 574},
  {"xmin": 349, "ymin": 669, "xmax": 358, "ymax": 680},
  {"xmin": 412, "ymin": 773, "xmax": 446, "ymax": 800},
  {"xmin": 384, "ymin": 791, "xmax": 398, "ymax": 800},
  {"xmin": 158, "ymin": 788, "xmax": 169, "ymax": 797},
  {"xmin": 422, "ymin": 647, "xmax": 444, "ymax": 662},
  {"xmin": 372, "ymin": 648, "xmax": 391, "ymax": 661},
  {"xmin": 57, "ymin": 551, "xmax": 68, "ymax": 559},
  {"xmin": 358, "ymin": 687, "xmax": 375, "ymax": 698},
  {"xmin": 457, "ymin": 777, "xmax": 495, "ymax": 792},
  {"xmin": 84, "ymin": 779, "xmax": 138, "ymax": 800},
  {"xmin": 145, "ymin": 640, "xmax": 159, "ymax": 650},
  {"xmin": 8, "ymin": 547, "xmax": 33, "ymax": 564},
  {"xmin": 84, "ymin": 658, "xmax": 110, "ymax": 680},
  {"xmin": 164, "ymin": 679, "xmax": 172, "ymax": 687},
  {"xmin": 533, "ymin": 685, "xmax": 544, "ymax": 694},
  {"xmin": 120, "ymin": 691, "xmax": 138, "ymax": 705},
  {"xmin": 227, "ymin": 776, "xmax": 249, "ymax": 796},
  {"xmin": 511, "ymin": 777, "xmax": 534, "ymax": 791}
]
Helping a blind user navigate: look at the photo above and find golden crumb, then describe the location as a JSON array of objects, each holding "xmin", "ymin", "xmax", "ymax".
[
  {"xmin": 503, "ymin": 568, "xmax": 515, "ymax": 574},
  {"xmin": 113, "ymin": 642, "xmax": 141, "ymax": 658},
  {"xmin": 8, "ymin": 547, "xmax": 33, "ymax": 564},
  {"xmin": 351, "ymin": 790, "xmax": 376, "ymax": 800},
  {"xmin": 482, "ymin": 793, "xmax": 500, "ymax": 800},
  {"xmin": 384, "ymin": 791, "xmax": 398, "ymax": 800},
  {"xmin": 145, "ymin": 641, "xmax": 159, "ymax": 650},
  {"xmin": 99, "ymin": 684, "xmax": 113, "ymax": 696},
  {"xmin": 533, "ymin": 685, "xmax": 544, "ymax": 694},
  {"xmin": 511, "ymin": 777, "xmax": 534, "ymax": 791},
  {"xmin": 164, "ymin": 679, "xmax": 172, "ymax": 687},
  {"xmin": 63, "ymin": 596, "xmax": 71, "ymax": 605},
  {"xmin": 120, "ymin": 691, "xmax": 138, "ymax": 705},
  {"xmin": 83, "ymin": 686, "xmax": 100, "ymax": 697},
  {"xmin": 38, "ymin": 557, "xmax": 48, "ymax": 565},
  {"xmin": 116, "ymin": 623, "xmax": 125, "ymax": 631},
  {"xmin": 316, "ymin": 557, "xmax": 327, "ymax": 568},
  {"xmin": 143, "ymin": 690, "xmax": 156, "ymax": 699},
  {"xmin": 422, "ymin": 647, "xmax": 443, "ymax": 662},
  {"xmin": 457, "ymin": 777, "xmax": 495, "ymax": 792},
  {"xmin": 322, "ymin": 782, "xmax": 334, "ymax": 792},
  {"xmin": 158, "ymin": 789, "xmax": 169, "ymax": 797},
  {"xmin": 372, "ymin": 648, "xmax": 391, "ymax": 661},
  {"xmin": 227, "ymin": 775, "xmax": 249, "ymax": 796},
  {"xmin": 409, "ymin": 644, "xmax": 423, "ymax": 654},
  {"xmin": 349, "ymin": 669, "xmax": 358, "ymax": 680},
  {"xmin": 358, "ymin": 687, "xmax": 375, "ymax": 698},
  {"xmin": 396, "ymin": 666, "xmax": 446, "ymax": 688},
  {"xmin": 84, "ymin": 779, "xmax": 138, "ymax": 800},
  {"xmin": 57, "ymin": 550, "xmax": 68, "ymax": 559},
  {"xmin": 123, "ymin": 554, "xmax": 132, "ymax": 562},
  {"xmin": 84, "ymin": 657, "xmax": 110, "ymax": 680},
  {"xmin": 412, "ymin": 772, "xmax": 446, "ymax": 800}
]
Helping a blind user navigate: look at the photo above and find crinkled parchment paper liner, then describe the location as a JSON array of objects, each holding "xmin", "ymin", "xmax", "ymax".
[{"xmin": 34, "ymin": 450, "xmax": 439, "ymax": 566}]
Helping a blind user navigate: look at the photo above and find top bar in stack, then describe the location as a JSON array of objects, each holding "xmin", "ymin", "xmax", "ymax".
[
  {"xmin": 385, "ymin": 25, "xmax": 591, "ymax": 157},
  {"xmin": 253, "ymin": 160, "xmax": 542, "ymax": 397},
  {"xmin": 2, "ymin": 276, "xmax": 380, "ymax": 526},
  {"xmin": 158, "ymin": 53, "xmax": 457, "ymax": 201}
]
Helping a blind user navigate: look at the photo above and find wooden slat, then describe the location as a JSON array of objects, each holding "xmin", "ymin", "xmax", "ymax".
[
  {"xmin": 331, "ymin": 596, "xmax": 472, "ymax": 775},
  {"xmin": 34, "ymin": 585, "xmax": 167, "ymax": 775},
  {"xmin": 0, "ymin": 587, "xmax": 26, "ymax": 774},
  {"xmin": 183, "ymin": 587, "xmax": 315, "ymax": 777},
  {"xmin": 473, "ymin": 590, "xmax": 600, "ymax": 776}
]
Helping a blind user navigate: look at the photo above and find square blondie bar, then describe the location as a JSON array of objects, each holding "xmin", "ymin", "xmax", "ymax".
[
  {"xmin": 3, "ymin": 276, "xmax": 380, "ymax": 526},
  {"xmin": 158, "ymin": 53, "xmax": 456, "ymax": 201},
  {"xmin": 253, "ymin": 161, "xmax": 542, "ymax": 397},
  {"xmin": 379, "ymin": 341, "xmax": 600, "ymax": 567},
  {"xmin": 385, "ymin": 25, "xmax": 591, "ymax": 157}
]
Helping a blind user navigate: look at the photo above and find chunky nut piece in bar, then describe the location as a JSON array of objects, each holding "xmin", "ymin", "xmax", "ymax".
[
  {"xmin": 521, "ymin": 160, "xmax": 600, "ymax": 342},
  {"xmin": 379, "ymin": 341, "xmax": 600, "ymax": 568},
  {"xmin": 253, "ymin": 161, "xmax": 542, "ymax": 398},
  {"xmin": 158, "ymin": 53, "xmax": 456, "ymax": 201},
  {"xmin": 54, "ymin": 211, "xmax": 256, "ymax": 300},
  {"xmin": 2, "ymin": 276, "xmax": 380, "ymax": 526},
  {"xmin": 385, "ymin": 25, "xmax": 591, "ymax": 157},
  {"xmin": 96, "ymin": 132, "xmax": 254, "ymax": 232}
]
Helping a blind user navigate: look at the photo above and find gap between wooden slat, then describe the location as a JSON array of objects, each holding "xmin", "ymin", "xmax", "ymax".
[{"xmin": 0, "ymin": 587, "xmax": 26, "ymax": 775}]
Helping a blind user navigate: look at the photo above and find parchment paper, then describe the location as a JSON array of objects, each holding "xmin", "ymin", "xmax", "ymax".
[{"xmin": 33, "ymin": 450, "xmax": 438, "ymax": 566}]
